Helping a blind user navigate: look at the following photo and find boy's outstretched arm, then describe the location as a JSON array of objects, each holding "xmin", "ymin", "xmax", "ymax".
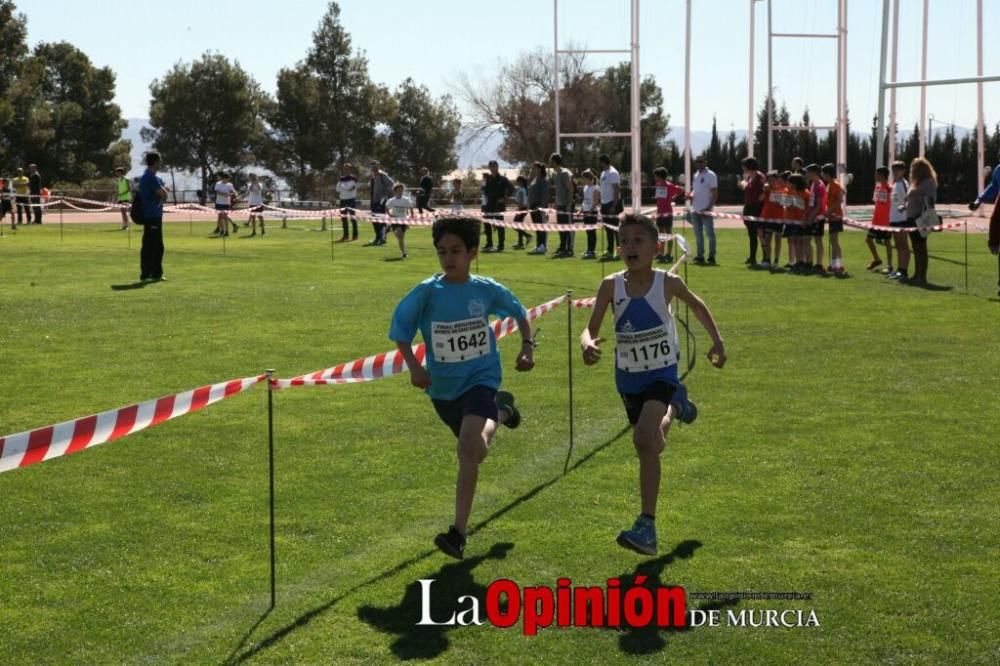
[
  {"xmin": 396, "ymin": 341, "xmax": 431, "ymax": 388},
  {"xmin": 665, "ymin": 275, "xmax": 727, "ymax": 368},
  {"xmin": 580, "ymin": 277, "xmax": 614, "ymax": 365},
  {"xmin": 513, "ymin": 317, "xmax": 535, "ymax": 371}
]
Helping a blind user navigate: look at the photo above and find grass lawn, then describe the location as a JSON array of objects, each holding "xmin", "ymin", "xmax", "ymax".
[{"xmin": 0, "ymin": 219, "xmax": 998, "ymax": 664}]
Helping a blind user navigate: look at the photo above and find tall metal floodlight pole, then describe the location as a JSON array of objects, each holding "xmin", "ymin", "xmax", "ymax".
[
  {"xmin": 629, "ymin": 0, "xmax": 640, "ymax": 212},
  {"xmin": 554, "ymin": 0, "xmax": 642, "ymax": 213},
  {"xmin": 766, "ymin": 0, "xmax": 773, "ymax": 172},
  {"xmin": 748, "ymin": 0, "xmax": 760, "ymax": 159},
  {"xmin": 837, "ymin": 0, "xmax": 848, "ymax": 179},
  {"xmin": 888, "ymin": 0, "xmax": 900, "ymax": 165},
  {"xmin": 685, "ymin": 0, "xmax": 692, "ymax": 188},
  {"xmin": 976, "ymin": 0, "xmax": 985, "ymax": 199},
  {"xmin": 876, "ymin": 0, "xmax": 890, "ymax": 169},
  {"xmin": 919, "ymin": 0, "xmax": 929, "ymax": 157},
  {"xmin": 876, "ymin": 0, "xmax": 1000, "ymax": 173}
]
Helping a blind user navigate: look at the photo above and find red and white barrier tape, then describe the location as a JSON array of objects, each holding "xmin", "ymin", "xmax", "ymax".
[
  {"xmin": 0, "ymin": 374, "xmax": 266, "ymax": 475},
  {"xmin": 271, "ymin": 295, "xmax": 568, "ymax": 389},
  {"xmin": 843, "ymin": 218, "xmax": 966, "ymax": 233}
]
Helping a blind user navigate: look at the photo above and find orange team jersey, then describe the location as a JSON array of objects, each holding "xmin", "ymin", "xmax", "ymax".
[
  {"xmin": 871, "ymin": 183, "xmax": 891, "ymax": 226},
  {"xmin": 784, "ymin": 190, "xmax": 807, "ymax": 223},
  {"xmin": 826, "ymin": 180, "xmax": 844, "ymax": 219},
  {"xmin": 760, "ymin": 184, "xmax": 786, "ymax": 220}
]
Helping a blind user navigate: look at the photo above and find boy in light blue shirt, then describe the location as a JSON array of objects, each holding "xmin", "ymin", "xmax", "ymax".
[{"xmin": 390, "ymin": 216, "xmax": 535, "ymax": 559}]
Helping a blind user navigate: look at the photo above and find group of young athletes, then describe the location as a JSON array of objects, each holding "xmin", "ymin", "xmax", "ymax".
[
  {"xmin": 389, "ymin": 213, "xmax": 726, "ymax": 560},
  {"xmin": 745, "ymin": 159, "xmax": 850, "ymax": 274}
]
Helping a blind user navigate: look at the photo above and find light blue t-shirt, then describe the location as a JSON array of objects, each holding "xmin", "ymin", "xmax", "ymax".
[{"xmin": 389, "ymin": 274, "xmax": 526, "ymax": 401}]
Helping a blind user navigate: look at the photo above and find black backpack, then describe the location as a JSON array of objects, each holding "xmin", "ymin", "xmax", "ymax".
[{"xmin": 129, "ymin": 190, "xmax": 145, "ymax": 225}]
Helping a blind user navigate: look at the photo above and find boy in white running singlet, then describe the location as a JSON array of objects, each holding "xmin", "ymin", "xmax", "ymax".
[{"xmin": 580, "ymin": 214, "xmax": 727, "ymax": 556}]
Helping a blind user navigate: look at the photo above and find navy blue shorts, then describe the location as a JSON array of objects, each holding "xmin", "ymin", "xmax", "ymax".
[
  {"xmin": 432, "ymin": 385, "xmax": 499, "ymax": 437},
  {"xmin": 827, "ymin": 218, "xmax": 844, "ymax": 233},
  {"xmin": 619, "ymin": 381, "xmax": 680, "ymax": 426},
  {"xmin": 656, "ymin": 214, "xmax": 674, "ymax": 232}
]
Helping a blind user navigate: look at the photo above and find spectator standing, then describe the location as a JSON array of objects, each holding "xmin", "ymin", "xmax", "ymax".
[
  {"xmin": 968, "ymin": 152, "xmax": 1000, "ymax": 255},
  {"xmin": 368, "ymin": 161, "xmax": 394, "ymax": 246},
  {"xmin": 0, "ymin": 176, "xmax": 12, "ymax": 230},
  {"xmin": 245, "ymin": 173, "xmax": 266, "ymax": 237},
  {"xmin": 483, "ymin": 160, "xmax": 513, "ymax": 252},
  {"xmin": 689, "ymin": 156, "xmax": 718, "ymax": 265},
  {"xmin": 337, "ymin": 164, "xmax": 358, "ymax": 241},
  {"xmin": 551, "ymin": 153, "xmax": 575, "ymax": 257},
  {"xmin": 739, "ymin": 157, "xmax": 765, "ymax": 265},
  {"xmin": 511, "ymin": 175, "xmax": 533, "ymax": 250},
  {"xmin": 580, "ymin": 169, "xmax": 600, "ymax": 259},
  {"xmin": 12, "ymin": 167, "xmax": 29, "ymax": 225},
  {"xmin": 115, "ymin": 167, "xmax": 132, "ymax": 230},
  {"xmin": 598, "ymin": 154, "xmax": 622, "ymax": 260},
  {"xmin": 28, "ymin": 164, "xmax": 42, "ymax": 224},
  {"xmin": 416, "ymin": 166, "xmax": 435, "ymax": 214},
  {"xmin": 904, "ymin": 157, "xmax": 938, "ymax": 287},
  {"xmin": 138, "ymin": 152, "xmax": 169, "ymax": 282},
  {"xmin": 887, "ymin": 161, "xmax": 910, "ymax": 281},
  {"xmin": 527, "ymin": 161, "xmax": 549, "ymax": 254}
]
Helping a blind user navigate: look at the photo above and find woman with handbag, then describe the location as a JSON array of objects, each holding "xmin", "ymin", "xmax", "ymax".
[{"xmin": 903, "ymin": 157, "xmax": 938, "ymax": 287}]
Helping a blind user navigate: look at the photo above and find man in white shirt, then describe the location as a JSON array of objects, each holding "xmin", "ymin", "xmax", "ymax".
[
  {"xmin": 599, "ymin": 154, "xmax": 622, "ymax": 260},
  {"xmin": 689, "ymin": 156, "xmax": 718, "ymax": 264},
  {"xmin": 213, "ymin": 172, "xmax": 239, "ymax": 237}
]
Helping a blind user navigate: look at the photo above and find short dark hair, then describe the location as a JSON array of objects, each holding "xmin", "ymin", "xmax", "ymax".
[
  {"xmin": 532, "ymin": 161, "xmax": 546, "ymax": 176},
  {"xmin": 805, "ymin": 163, "xmax": 821, "ymax": 174},
  {"xmin": 145, "ymin": 152, "xmax": 161, "ymax": 166},
  {"xmin": 619, "ymin": 213, "xmax": 658, "ymax": 242},
  {"xmin": 788, "ymin": 173, "xmax": 807, "ymax": 191},
  {"xmin": 820, "ymin": 163, "xmax": 836, "ymax": 178},
  {"xmin": 549, "ymin": 153, "xmax": 563, "ymax": 165},
  {"xmin": 516, "ymin": 175, "xmax": 528, "ymax": 186},
  {"xmin": 876, "ymin": 166, "xmax": 890, "ymax": 178},
  {"xmin": 487, "ymin": 160, "xmax": 498, "ymax": 168},
  {"xmin": 741, "ymin": 157, "xmax": 759, "ymax": 170},
  {"xmin": 598, "ymin": 154, "xmax": 611, "ymax": 165},
  {"xmin": 653, "ymin": 166, "xmax": 668, "ymax": 179},
  {"xmin": 432, "ymin": 216, "xmax": 481, "ymax": 250},
  {"xmin": 792, "ymin": 156, "xmax": 804, "ymax": 165}
]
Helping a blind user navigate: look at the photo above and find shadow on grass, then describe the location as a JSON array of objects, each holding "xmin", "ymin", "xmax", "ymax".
[
  {"xmin": 907, "ymin": 281, "xmax": 954, "ymax": 292},
  {"xmin": 226, "ymin": 426, "xmax": 631, "ymax": 665},
  {"xmin": 110, "ymin": 281, "xmax": 149, "ymax": 291},
  {"xmin": 600, "ymin": 540, "xmax": 739, "ymax": 655},
  {"xmin": 356, "ymin": 542, "xmax": 514, "ymax": 660},
  {"xmin": 928, "ymin": 253, "xmax": 968, "ymax": 266}
]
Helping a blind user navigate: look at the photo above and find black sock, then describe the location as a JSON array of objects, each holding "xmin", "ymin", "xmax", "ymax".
[{"xmin": 641, "ymin": 513, "xmax": 655, "ymax": 522}]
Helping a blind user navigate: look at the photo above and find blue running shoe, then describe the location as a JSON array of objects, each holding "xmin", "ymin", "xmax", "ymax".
[
  {"xmin": 670, "ymin": 385, "xmax": 698, "ymax": 425},
  {"xmin": 617, "ymin": 515, "xmax": 657, "ymax": 556}
]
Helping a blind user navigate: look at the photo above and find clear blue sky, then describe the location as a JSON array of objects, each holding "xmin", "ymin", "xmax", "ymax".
[{"xmin": 15, "ymin": 0, "xmax": 1000, "ymax": 138}]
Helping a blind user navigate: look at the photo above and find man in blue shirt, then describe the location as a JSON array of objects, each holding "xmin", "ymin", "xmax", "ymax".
[
  {"xmin": 138, "ymin": 152, "xmax": 169, "ymax": 282},
  {"xmin": 969, "ymin": 159, "xmax": 1000, "ymax": 256},
  {"xmin": 390, "ymin": 216, "xmax": 535, "ymax": 559}
]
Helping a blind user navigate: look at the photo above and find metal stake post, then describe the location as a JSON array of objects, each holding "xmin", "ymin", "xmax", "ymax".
[
  {"xmin": 266, "ymin": 369, "xmax": 276, "ymax": 609},
  {"xmin": 564, "ymin": 290, "xmax": 575, "ymax": 473}
]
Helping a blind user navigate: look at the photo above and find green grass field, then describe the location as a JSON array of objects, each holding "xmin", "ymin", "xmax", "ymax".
[{"xmin": 1, "ymin": 220, "xmax": 998, "ymax": 664}]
